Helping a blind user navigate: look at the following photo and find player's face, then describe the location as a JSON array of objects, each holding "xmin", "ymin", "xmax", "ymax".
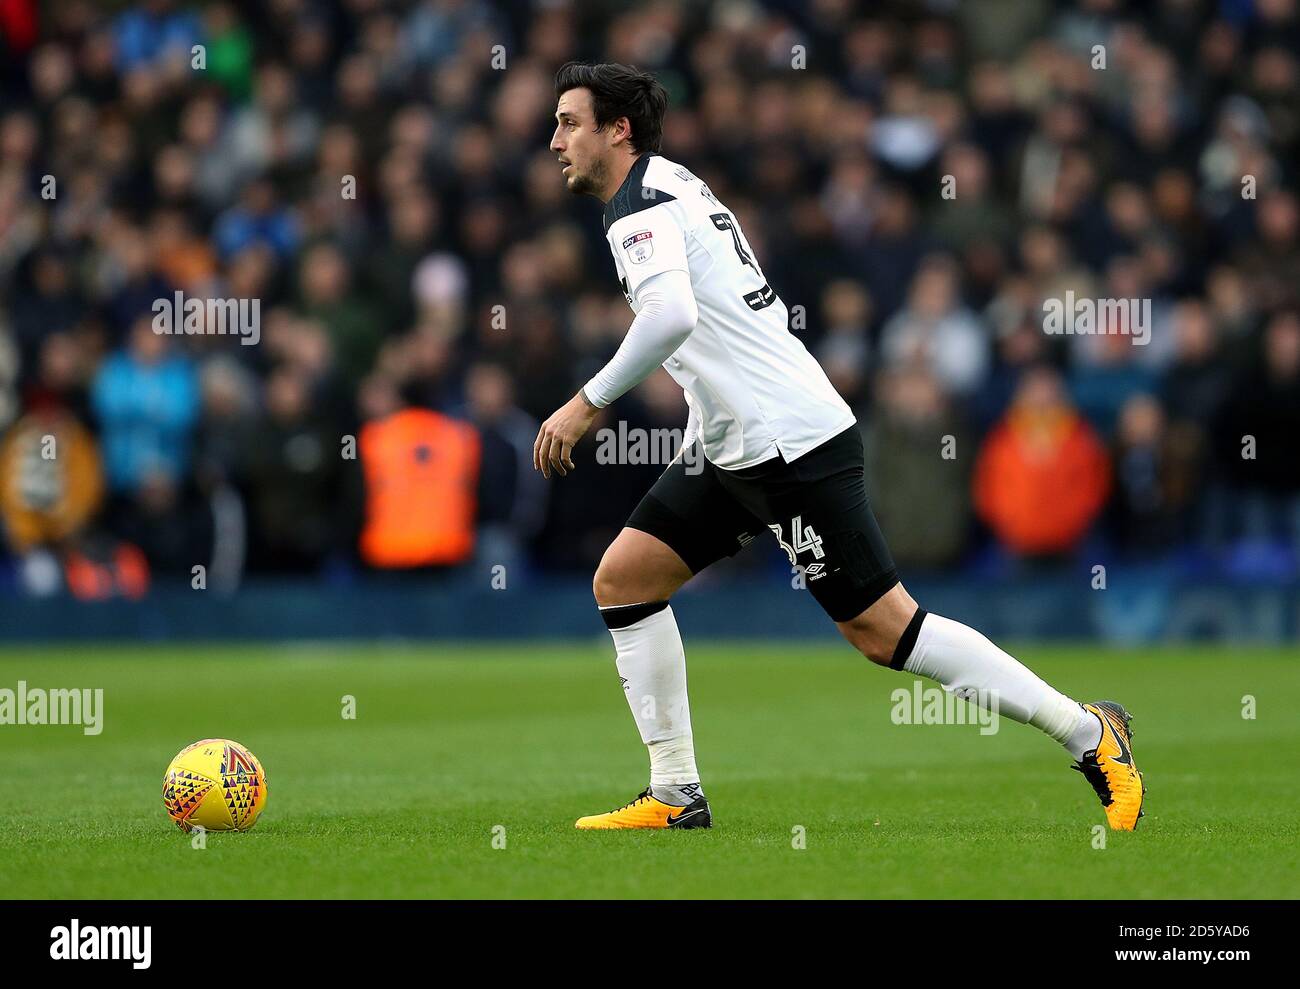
[{"xmin": 551, "ymin": 88, "xmax": 611, "ymax": 198}]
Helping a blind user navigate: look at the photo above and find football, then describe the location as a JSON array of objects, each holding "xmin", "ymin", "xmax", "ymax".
[{"xmin": 162, "ymin": 738, "xmax": 268, "ymax": 833}]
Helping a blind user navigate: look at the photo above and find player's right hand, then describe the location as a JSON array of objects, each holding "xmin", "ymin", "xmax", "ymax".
[{"xmin": 533, "ymin": 390, "xmax": 599, "ymax": 478}]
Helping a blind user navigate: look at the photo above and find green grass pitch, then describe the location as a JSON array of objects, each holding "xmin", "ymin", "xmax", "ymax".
[{"xmin": 1, "ymin": 642, "xmax": 1297, "ymax": 899}]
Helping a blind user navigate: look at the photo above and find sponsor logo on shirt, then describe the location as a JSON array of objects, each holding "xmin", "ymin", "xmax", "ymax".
[{"xmin": 622, "ymin": 229, "xmax": 654, "ymax": 264}]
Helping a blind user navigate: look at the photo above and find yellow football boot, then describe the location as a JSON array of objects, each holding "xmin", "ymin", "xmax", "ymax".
[
  {"xmin": 1072, "ymin": 701, "xmax": 1146, "ymax": 830},
  {"xmin": 575, "ymin": 787, "xmax": 712, "ymax": 830}
]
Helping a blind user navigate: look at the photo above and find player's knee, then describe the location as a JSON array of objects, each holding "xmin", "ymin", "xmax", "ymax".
[
  {"xmin": 592, "ymin": 551, "xmax": 640, "ymax": 608},
  {"xmin": 836, "ymin": 584, "xmax": 919, "ymax": 667},
  {"xmin": 591, "ymin": 564, "xmax": 615, "ymax": 607},
  {"xmin": 594, "ymin": 530, "xmax": 693, "ymax": 608},
  {"xmin": 839, "ymin": 618, "xmax": 896, "ymax": 666}
]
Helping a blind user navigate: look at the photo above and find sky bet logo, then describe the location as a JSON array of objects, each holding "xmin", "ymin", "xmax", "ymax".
[
  {"xmin": 621, "ymin": 229, "xmax": 654, "ymax": 264},
  {"xmin": 49, "ymin": 919, "xmax": 151, "ymax": 969}
]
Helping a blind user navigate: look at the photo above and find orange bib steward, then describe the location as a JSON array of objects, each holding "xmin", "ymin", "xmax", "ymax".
[{"xmin": 358, "ymin": 409, "xmax": 481, "ymax": 568}]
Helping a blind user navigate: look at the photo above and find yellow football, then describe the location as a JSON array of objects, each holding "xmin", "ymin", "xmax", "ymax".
[{"xmin": 162, "ymin": 738, "xmax": 268, "ymax": 832}]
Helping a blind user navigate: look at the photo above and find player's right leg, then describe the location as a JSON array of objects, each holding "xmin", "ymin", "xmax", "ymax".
[{"xmin": 576, "ymin": 449, "xmax": 762, "ymax": 830}]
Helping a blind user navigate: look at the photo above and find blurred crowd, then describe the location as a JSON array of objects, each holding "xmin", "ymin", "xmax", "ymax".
[{"xmin": 1, "ymin": 0, "xmax": 1298, "ymax": 597}]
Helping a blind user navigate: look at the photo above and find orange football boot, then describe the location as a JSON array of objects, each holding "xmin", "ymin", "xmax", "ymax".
[
  {"xmin": 575, "ymin": 787, "xmax": 712, "ymax": 830},
  {"xmin": 1073, "ymin": 701, "xmax": 1146, "ymax": 830}
]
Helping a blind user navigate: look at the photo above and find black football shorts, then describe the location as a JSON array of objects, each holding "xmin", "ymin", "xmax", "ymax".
[{"xmin": 624, "ymin": 425, "xmax": 899, "ymax": 622}]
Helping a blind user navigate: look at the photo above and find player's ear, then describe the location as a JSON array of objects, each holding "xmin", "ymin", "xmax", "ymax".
[{"xmin": 612, "ymin": 115, "xmax": 634, "ymax": 147}]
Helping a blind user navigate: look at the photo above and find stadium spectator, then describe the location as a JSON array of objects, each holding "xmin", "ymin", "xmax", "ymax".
[
  {"xmin": 212, "ymin": 176, "xmax": 300, "ymax": 263},
  {"xmin": 459, "ymin": 361, "xmax": 547, "ymax": 576},
  {"xmin": 106, "ymin": 466, "xmax": 212, "ymax": 578},
  {"xmin": 90, "ymin": 319, "xmax": 199, "ymax": 495},
  {"xmin": 111, "ymin": 0, "xmax": 199, "ymax": 78},
  {"xmin": 1107, "ymin": 392, "xmax": 1203, "ymax": 556},
  {"xmin": 973, "ymin": 366, "xmax": 1111, "ymax": 558},
  {"xmin": 865, "ymin": 366, "xmax": 972, "ymax": 568},
  {"xmin": 1213, "ymin": 309, "xmax": 1300, "ymax": 555},
  {"xmin": 245, "ymin": 362, "xmax": 356, "ymax": 574},
  {"xmin": 815, "ymin": 279, "xmax": 874, "ymax": 410},
  {"xmin": 879, "ymin": 254, "xmax": 990, "ymax": 399},
  {"xmin": 357, "ymin": 376, "xmax": 480, "ymax": 571},
  {"xmin": 9, "ymin": 247, "xmax": 83, "ymax": 372},
  {"xmin": 0, "ymin": 407, "xmax": 103, "ymax": 554},
  {"xmin": 295, "ymin": 241, "xmax": 378, "ymax": 391}
]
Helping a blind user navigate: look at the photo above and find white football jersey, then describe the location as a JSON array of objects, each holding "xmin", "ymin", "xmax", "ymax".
[{"xmin": 603, "ymin": 153, "xmax": 856, "ymax": 469}]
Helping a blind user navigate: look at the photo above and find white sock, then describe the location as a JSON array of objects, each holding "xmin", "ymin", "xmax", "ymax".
[
  {"xmin": 900, "ymin": 612, "xmax": 1100, "ymax": 757},
  {"xmin": 1065, "ymin": 708, "xmax": 1104, "ymax": 761},
  {"xmin": 600, "ymin": 602, "xmax": 701, "ymax": 801}
]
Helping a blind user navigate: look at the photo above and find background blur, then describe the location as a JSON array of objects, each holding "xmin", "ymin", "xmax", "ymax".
[{"xmin": 0, "ymin": 0, "xmax": 1298, "ymax": 641}]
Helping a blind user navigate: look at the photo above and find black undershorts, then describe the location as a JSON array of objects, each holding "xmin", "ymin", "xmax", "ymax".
[{"xmin": 625, "ymin": 425, "xmax": 899, "ymax": 622}]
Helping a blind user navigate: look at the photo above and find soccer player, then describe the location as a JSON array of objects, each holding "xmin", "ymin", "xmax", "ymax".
[{"xmin": 535, "ymin": 62, "xmax": 1144, "ymax": 831}]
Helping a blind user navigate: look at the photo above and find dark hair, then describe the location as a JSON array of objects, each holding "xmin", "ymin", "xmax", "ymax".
[{"xmin": 554, "ymin": 62, "xmax": 667, "ymax": 154}]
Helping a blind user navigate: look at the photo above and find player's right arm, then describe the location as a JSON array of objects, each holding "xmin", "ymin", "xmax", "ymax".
[
  {"xmin": 584, "ymin": 196, "xmax": 697, "ymax": 405},
  {"xmin": 581, "ymin": 268, "xmax": 697, "ymax": 408},
  {"xmin": 534, "ymin": 197, "xmax": 700, "ymax": 480},
  {"xmin": 533, "ymin": 269, "xmax": 697, "ymax": 479}
]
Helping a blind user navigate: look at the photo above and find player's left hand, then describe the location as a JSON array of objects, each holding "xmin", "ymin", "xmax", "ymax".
[{"xmin": 533, "ymin": 391, "xmax": 599, "ymax": 478}]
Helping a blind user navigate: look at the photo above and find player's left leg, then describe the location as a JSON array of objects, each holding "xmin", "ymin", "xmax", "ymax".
[
  {"xmin": 719, "ymin": 425, "xmax": 1144, "ymax": 830},
  {"xmin": 837, "ymin": 587, "xmax": 1145, "ymax": 830}
]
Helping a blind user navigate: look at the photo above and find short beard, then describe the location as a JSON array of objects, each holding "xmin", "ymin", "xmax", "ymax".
[{"xmin": 568, "ymin": 156, "xmax": 609, "ymax": 199}]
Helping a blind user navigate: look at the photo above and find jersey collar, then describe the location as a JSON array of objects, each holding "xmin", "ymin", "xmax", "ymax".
[{"xmin": 602, "ymin": 153, "xmax": 658, "ymax": 233}]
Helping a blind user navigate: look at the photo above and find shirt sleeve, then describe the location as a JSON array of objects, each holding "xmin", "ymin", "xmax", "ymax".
[
  {"xmin": 608, "ymin": 202, "xmax": 690, "ymax": 301},
  {"xmin": 582, "ymin": 269, "xmax": 698, "ymax": 409}
]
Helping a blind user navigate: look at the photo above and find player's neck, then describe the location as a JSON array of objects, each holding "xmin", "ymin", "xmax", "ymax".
[{"xmin": 598, "ymin": 152, "xmax": 644, "ymax": 204}]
